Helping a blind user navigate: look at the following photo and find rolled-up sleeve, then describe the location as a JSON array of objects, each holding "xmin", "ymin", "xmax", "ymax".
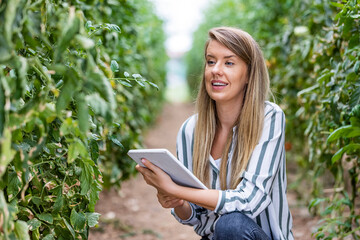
[
  {"xmin": 214, "ymin": 108, "xmax": 285, "ymax": 218},
  {"xmin": 171, "ymin": 202, "xmax": 201, "ymax": 226},
  {"xmin": 172, "ymin": 115, "xmax": 201, "ymax": 226}
]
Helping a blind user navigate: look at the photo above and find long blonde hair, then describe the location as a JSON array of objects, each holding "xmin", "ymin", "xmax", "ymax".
[{"xmin": 193, "ymin": 27, "xmax": 271, "ymax": 189}]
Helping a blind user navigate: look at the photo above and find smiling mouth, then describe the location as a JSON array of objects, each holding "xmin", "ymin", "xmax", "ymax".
[{"xmin": 212, "ymin": 82, "xmax": 228, "ymax": 86}]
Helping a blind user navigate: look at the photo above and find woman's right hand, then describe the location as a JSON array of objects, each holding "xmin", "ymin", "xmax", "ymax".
[
  {"xmin": 157, "ymin": 191, "xmax": 192, "ymax": 220},
  {"xmin": 157, "ymin": 191, "xmax": 185, "ymax": 208}
]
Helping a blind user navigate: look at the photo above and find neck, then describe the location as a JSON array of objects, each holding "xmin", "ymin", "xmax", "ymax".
[{"xmin": 215, "ymin": 100, "xmax": 242, "ymax": 130}]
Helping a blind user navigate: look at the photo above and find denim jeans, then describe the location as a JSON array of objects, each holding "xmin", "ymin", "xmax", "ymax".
[{"xmin": 201, "ymin": 212, "xmax": 270, "ymax": 240}]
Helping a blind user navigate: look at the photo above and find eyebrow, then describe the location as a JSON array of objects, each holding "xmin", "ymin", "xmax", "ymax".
[{"xmin": 206, "ymin": 54, "xmax": 237, "ymax": 59}]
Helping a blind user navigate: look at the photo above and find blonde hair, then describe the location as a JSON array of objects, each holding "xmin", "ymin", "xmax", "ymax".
[{"xmin": 193, "ymin": 27, "xmax": 271, "ymax": 189}]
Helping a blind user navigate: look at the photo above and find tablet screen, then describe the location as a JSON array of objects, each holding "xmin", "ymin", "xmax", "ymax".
[{"xmin": 128, "ymin": 148, "xmax": 207, "ymax": 189}]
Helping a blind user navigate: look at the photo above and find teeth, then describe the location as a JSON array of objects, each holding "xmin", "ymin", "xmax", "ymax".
[{"xmin": 212, "ymin": 82, "xmax": 227, "ymax": 86}]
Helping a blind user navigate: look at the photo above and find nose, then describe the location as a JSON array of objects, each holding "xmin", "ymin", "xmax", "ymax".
[{"xmin": 211, "ymin": 62, "xmax": 223, "ymax": 76}]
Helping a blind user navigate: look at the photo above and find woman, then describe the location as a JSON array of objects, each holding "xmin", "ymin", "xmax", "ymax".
[{"xmin": 136, "ymin": 27, "xmax": 293, "ymax": 240}]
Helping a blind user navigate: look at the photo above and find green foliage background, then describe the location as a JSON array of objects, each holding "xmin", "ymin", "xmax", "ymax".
[
  {"xmin": 186, "ymin": 0, "xmax": 359, "ymax": 239},
  {"xmin": 0, "ymin": 0, "xmax": 167, "ymax": 239}
]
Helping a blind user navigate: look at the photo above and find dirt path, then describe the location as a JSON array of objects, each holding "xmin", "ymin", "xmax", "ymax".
[{"xmin": 89, "ymin": 102, "xmax": 318, "ymax": 240}]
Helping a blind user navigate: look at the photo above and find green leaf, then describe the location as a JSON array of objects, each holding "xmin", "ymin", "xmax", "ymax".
[
  {"xmin": 329, "ymin": 2, "xmax": 344, "ymax": 8},
  {"xmin": 55, "ymin": 10, "xmax": 80, "ymax": 62},
  {"xmin": 85, "ymin": 20, "xmax": 93, "ymax": 31},
  {"xmin": 14, "ymin": 220, "xmax": 30, "ymax": 240},
  {"xmin": 43, "ymin": 233, "xmax": 55, "ymax": 240},
  {"xmin": 327, "ymin": 125, "xmax": 360, "ymax": 143},
  {"xmin": 37, "ymin": 213, "xmax": 53, "ymax": 224},
  {"xmin": 109, "ymin": 135, "xmax": 123, "ymax": 148},
  {"xmin": 67, "ymin": 138, "xmax": 88, "ymax": 164},
  {"xmin": 146, "ymin": 81, "xmax": 159, "ymax": 90},
  {"xmin": 63, "ymin": 218, "xmax": 76, "ymax": 239},
  {"xmin": 118, "ymin": 80, "xmax": 132, "ymax": 87},
  {"xmin": 94, "ymin": 71, "xmax": 115, "ymax": 105},
  {"xmin": 332, "ymin": 144, "xmax": 360, "ymax": 163},
  {"xmin": 80, "ymin": 159, "xmax": 94, "ymax": 195},
  {"xmin": 86, "ymin": 93, "xmax": 110, "ymax": 118},
  {"xmin": 350, "ymin": 117, "xmax": 360, "ymax": 127},
  {"xmin": 4, "ymin": 0, "xmax": 22, "ymax": 45},
  {"xmin": 70, "ymin": 209, "xmax": 86, "ymax": 232},
  {"xmin": 346, "ymin": 127, "xmax": 360, "ymax": 138},
  {"xmin": 75, "ymin": 93, "xmax": 89, "ymax": 134},
  {"xmin": 0, "ymin": 77, "xmax": 5, "ymax": 137},
  {"xmin": 309, "ymin": 198, "xmax": 326, "ymax": 211},
  {"xmin": 104, "ymin": 23, "xmax": 121, "ymax": 33},
  {"xmin": 317, "ymin": 70, "xmax": 334, "ymax": 84},
  {"xmin": 110, "ymin": 60, "xmax": 119, "ymax": 72},
  {"xmin": 350, "ymin": 85, "xmax": 360, "ymax": 108},
  {"xmin": 52, "ymin": 186, "xmax": 64, "ymax": 213},
  {"xmin": 354, "ymin": 61, "xmax": 360, "ymax": 74},
  {"xmin": 342, "ymin": 143, "xmax": 360, "ymax": 154},
  {"xmin": 0, "ymin": 128, "xmax": 16, "ymax": 177},
  {"xmin": 31, "ymin": 196, "xmax": 41, "ymax": 206},
  {"xmin": 331, "ymin": 147, "xmax": 346, "ymax": 163},
  {"xmin": 88, "ymin": 181, "xmax": 102, "ymax": 212},
  {"xmin": 75, "ymin": 35, "xmax": 95, "ymax": 49},
  {"xmin": 297, "ymin": 84, "xmax": 319, "ymax": 97},
  {"xmin": 67, "ymin": 142, "xmax": 79, "ymax": 164},
  {"xmin": 135, "ymin": 79, "xmax": 145, "ymax": 87},
  {"xmin": 27, "ymin": 218, "xmax": 42, "ymax": 231},
  {"xmin": 7, "ymin": 170, "xmax": 22, "ymax": 201},
  {"xmin": 85, "ymin": 212, "xmax": 100, "ymax": 227},
  {"xmin": 56, "ymin": 77, "xmax": 77, "ymax": 115}
]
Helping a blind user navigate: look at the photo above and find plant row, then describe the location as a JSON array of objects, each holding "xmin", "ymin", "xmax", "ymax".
[
  {"xmin": 186, "ymin": 0, "xmax": 359, "ymax": 238},
  {"xmin": 0, "ymin": 0, "xmax": 167, "ymax": 239}
]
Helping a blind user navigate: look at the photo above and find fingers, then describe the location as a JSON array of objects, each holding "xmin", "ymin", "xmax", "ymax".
[
  {"xmin": 157, "ymin": 191, "xmax": 184, "ymax": 208},
  {"xmin": 140, "ymin": 158, "xmax": 161, "ymax": 174},
  {"xmin": 135, "ymin": 159, "xmax": 175, "ymax": 194}
]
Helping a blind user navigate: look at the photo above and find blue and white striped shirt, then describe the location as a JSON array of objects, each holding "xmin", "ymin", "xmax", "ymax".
[{"xmin": 172, "ymin": 101, "xmax": 293, "ymax": 240}]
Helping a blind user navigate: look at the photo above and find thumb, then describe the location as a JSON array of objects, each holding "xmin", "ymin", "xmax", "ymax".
[{"xmin": 141, "ymin": 158, "xmax": 161, "ymax": 174}]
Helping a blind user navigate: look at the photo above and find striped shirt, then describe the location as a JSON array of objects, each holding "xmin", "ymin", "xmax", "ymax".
[{"xmin": 171, "ymin": 101, "xmax": 294, "ymax": 240}]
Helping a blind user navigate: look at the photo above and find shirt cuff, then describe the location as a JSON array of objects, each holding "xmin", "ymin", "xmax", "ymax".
[
  {"xmin": 171, "ymin": 203, "xmax": 199, "ymax": 225},
  {"xmin": 214, "ymin": 190, "xmax": 226, "ymax": 214}
]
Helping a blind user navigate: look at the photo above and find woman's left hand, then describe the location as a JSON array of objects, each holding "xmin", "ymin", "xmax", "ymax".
[{"xmin": 135, "ymin": 158, "xmax": 178, "ymax": 195}]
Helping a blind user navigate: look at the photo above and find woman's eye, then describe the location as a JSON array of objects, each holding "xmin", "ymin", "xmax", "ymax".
[
  {"xmin": 207, "ymin": 60, "xmax": 215, "ymax": 65},
  {"xmin": 225, "ymin": 62, "xmax": 234, "ymax": 66}
]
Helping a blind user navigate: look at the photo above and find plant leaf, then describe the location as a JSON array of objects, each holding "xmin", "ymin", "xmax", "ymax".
[
  {"xmin": 327, "ymin": 125, "xmax": 356, "ymax": 143},
  {"xmin": 70, "ymin": 209, "xmax": 86, "ymax": 231},
  {"xmin": 37, "ymin": 213, "xmax": 53, "ymax": 224},
  {"xmin": 332, "ymin": 143, "xmax": 360, "ymax": 163},
  {"xmin": 63, "ymin": 218, "xmax": 76, "ymax": 239},
  {"xmin": 14, "ymin": 220, "xmax": 30, "ymax": 240},
  {"xmin": 85, "ymin": 212, "xmax": 100, "ymax": 227},
  {"xmin": 110, "ymin": 60, "xmax": 119, "ymax": 72},
  {"xmin": 27, "ymin": 218, "xmax": 42, "ymax": 231},
  {"xmin": 80, "ymin": 159, "xmax": 94, "ymax": 195}
]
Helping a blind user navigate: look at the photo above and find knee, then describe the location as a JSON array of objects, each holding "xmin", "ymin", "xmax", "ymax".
[
  {"xmin": 214, "ymin": 212, "xmax": 266, "ymax": 240},
  {"xmin": 215, "ymin": 212, "xmax": 249, "ymax": 233}
]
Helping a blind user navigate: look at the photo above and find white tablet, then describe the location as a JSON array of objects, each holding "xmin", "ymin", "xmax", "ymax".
[{"xmin": 127, "ymin": 148, "xmax": 207, "ymax": 189}]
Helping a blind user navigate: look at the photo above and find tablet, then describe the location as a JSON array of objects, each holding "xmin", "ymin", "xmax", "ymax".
[{"xmin": 127, "ymin": 148, "xmax": 207, "ymax": 189}]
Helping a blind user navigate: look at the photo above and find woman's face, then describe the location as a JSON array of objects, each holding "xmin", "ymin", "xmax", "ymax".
[{"xmin": 204, "ymin": 40, "xmax": 248, "ymax": 107}]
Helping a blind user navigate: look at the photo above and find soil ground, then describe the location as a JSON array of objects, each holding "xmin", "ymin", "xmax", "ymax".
[{"xmin": 89, "ymin": 102, "xmax": 319, "ymax": 240}]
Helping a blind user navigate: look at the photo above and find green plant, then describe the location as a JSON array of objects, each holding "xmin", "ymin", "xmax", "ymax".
[
  {"xmin": 299, "ymin": 1, "xmax": 359, "ymax": 238},
  {"xmin": 187, "ymin": 0, "xmax": 359, "ymax": 238},
  {"xmin": 0, "ymin": 0, "xmax": 166, "ymax": 239}
]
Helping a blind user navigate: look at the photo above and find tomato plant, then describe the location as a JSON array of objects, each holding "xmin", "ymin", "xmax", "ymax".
[
  {"xmin": 0, "ymin": 0, "xmax": 166, "ymax": 239},
  {"xmin": 186, "ymin": 0, "xmax": 359, "ymax": 238}
]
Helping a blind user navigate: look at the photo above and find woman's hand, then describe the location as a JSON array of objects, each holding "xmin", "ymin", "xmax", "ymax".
[
  {"xmin": 136, "ymin": 159, "xmax": 192, "ymax": 219},
  {"xmin": 157, "ymin": 191, "xmax": 184, "ymax": 208},
  {"xmin": 135, "ymin": 158, "xmax": 178, "ymax": 196},
  {"xmin": 136, "ymin": 158, "xmax": 219, "ymax": 213}
]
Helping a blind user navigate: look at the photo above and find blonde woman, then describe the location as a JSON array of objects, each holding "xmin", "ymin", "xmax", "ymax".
[{"xmin": 136, "ymin": 27, "xmax": 293, "ymax": 240}]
